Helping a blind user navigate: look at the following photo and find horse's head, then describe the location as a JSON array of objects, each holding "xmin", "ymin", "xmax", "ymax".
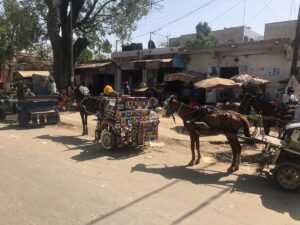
[
  {"xmin": 163, "ymin": 95, "xmax": 178, "ymax": 117},
  {"xmin": 239, "ymin": 93, "xmax": 255, "ymax": 114}
]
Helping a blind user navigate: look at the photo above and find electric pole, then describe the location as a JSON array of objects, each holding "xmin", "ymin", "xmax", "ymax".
[
  {"xmin": 70, "ymin": 0, "xmax": 74, "ymax": 87},
  {"xmin": 291, "ymin": 5, "xmax": 300, "ymax": 78}
]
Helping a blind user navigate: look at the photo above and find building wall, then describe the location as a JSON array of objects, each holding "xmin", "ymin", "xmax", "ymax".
[
  {"xmin": 185, "ymin": 46, "xmax": 291, "ymax": 98},
  {"xmin": 169, "ymin": 26, "xmax": 263, "ymax": 47},
  {"xmin": 265, "ymin": 20, "xmax": 297, "ymax": 40}
]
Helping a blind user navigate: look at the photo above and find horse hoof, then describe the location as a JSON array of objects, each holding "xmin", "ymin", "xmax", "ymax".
[
  {"xmin": 227, "ymin": 166, "xmax": 239, "ymax": 173},
  {"xmin": 195, "ymin": 159, "xmax": 201, "ymax": 165},
  {"xmin": 186, "ymin": 161, "xmax": 195, "ymax": 167}
]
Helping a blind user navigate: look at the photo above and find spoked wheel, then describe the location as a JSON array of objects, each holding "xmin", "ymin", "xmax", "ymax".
[
  {"xmin": 274, "ymin": 164, "xmax": 300, "ymax": 191},
  {"xmin": 100, "ymin": 129, "xmax": 115, "ymax": 150}
]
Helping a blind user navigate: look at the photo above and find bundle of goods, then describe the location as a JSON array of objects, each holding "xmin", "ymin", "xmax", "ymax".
[{"xmin": 96, "ymin": 96, "xmax": 159, "ymax": 148}]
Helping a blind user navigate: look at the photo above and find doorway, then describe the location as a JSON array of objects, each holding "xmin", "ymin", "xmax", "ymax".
[{"xmin": 220, "ymin": 67, "xmax": 239, "ymax": 78}]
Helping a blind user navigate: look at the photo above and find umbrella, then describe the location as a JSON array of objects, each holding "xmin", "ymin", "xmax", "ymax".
[
  {"xmin": 164, "ymin": 72, "xmax": 194, "ymax": 82},
  {"xmin": 134, "ymin": 82, "xmax": 149, "ymax": 92},
  {"xmin": 194, "ymin": 77, "xmax": 240, "ymax": 89},
  {"xmin": 231, "ymin": 74, "xmax": 270, "ymax": 85}
]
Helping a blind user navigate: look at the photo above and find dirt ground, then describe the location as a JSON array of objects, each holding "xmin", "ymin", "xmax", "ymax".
[{"xmin": 0, "ymin": 113, "xmax": 299, "ymax": 225}]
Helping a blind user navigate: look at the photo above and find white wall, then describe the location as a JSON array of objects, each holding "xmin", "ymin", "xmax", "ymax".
[
  {"xmin": 186, "ymin": 49, "xmax": 291, "ymax": 99},
  {"xmin": 265, "ymin": 20, "xmax": 297, "ymax": 40}
]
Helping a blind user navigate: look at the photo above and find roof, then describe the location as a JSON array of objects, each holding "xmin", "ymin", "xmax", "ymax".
[
  {"xmin": 76, "ymin": 62, "xmax": 112, "ymax": 69},
  {"xmin": 17, "ymin": 71, "xmax": 50, "ymax": 78},
  {"xmin": 132, "ymin": 58, "xmax": 173, "ymax": 63}
]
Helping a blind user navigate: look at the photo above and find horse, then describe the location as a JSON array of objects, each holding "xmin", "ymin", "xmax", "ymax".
[
  {"xmin": 239, "ymin": 94, "xmax": 296, "ymax": 135},
  {"xmin": 164, "ymin": 96, "xmax": 251, "ymax": 173},
  {"xmin": 73, "ymin": 87, "xmax": 102, "ymax": 135}
]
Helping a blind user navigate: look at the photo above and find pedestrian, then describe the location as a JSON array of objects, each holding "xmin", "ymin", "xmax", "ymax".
[
  {"xmin": 123, "ymin": 81, "xmax": 131, "ymax": 95},
  {"xmin": 48, "ymin": 76, "xmax": 58, "ymax": 95}
]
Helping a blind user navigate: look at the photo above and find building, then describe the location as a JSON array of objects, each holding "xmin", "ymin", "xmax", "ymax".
[
  {"xmin": 182, "ymin": 38, "xmax": 293, "ymax": 98},
  {"xmin": 169, "ymin": 26, "xmax": 263, "ymax": 47},
  {"xmin": 111, "ymin": 47, "xmax": 186, "ymax": 92},
  {"xmin": 75, "ymin": 61, "xmax": 115, "ymax": 95},
  {"xmin": 264, "ymin": 20, "xmax": 297, "ymax": 40}
]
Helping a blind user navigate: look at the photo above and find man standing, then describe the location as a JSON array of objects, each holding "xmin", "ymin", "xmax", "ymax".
[
  {"xmin": 48, "ymin": 76, "xmax": 58, "ymax": 95},
  {"xmin": 123, "ymin": 81, "xmax": 131, "ymax": 95}
]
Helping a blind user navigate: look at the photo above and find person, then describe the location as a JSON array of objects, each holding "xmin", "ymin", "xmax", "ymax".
[
  {"xmin": 288, "ymin": 88, "xmax": 298, "ymax": 104},
  {"xmin": 48, "ymin": 76, "xmax": 58, "ymax": 95},
  {"xmin": 282, "ymin": 90, "xmax": 290, "ymax": 105},
  {"xmin": 78, "ymin": 84, "xmax": 90, "ymax": 96},
  {"xmin": 103, "ymin": 85, "xmax": 118, "ymax": 97},
  {"xmin": 123, "ymin": 81, "xmax": 131, "ymax": 95}
]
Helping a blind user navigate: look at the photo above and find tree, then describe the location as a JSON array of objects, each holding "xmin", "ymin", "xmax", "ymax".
[
  {"xmin": 196, "ymin": 22, "xmax": 211, "ymax": 38},
  {"xmin": 0, "ymin": 0, "xmax": 42, "ymax": 64},
  {"xmin": 78, "ymin": 49, "xmax": 93, "ymax": 63},
  {"xmin": 185, "ymin": 22, "xmax": 216, "ymax": 49},
  {"xmin": 29, "ymin": 0, "xmax": 158, "ymax": 89}
]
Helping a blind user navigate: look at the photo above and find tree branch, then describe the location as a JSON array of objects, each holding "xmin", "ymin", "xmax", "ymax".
[{"xmin": 76, "ymin": 0, "xmax": 117, "ymax": 28}]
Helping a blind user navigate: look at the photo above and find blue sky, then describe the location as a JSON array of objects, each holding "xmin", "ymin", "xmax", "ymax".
[{"xmin": 112, "ymin": 0, "xmax": 300, "ymax": 50}]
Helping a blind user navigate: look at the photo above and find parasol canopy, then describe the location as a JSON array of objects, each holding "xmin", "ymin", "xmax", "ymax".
[
  {"xmin": 231, "ymin": 74, "xmax": 270, "ymax": 85},
  {"xmin": 164, "ymin": 72, "xmax": 194, "ymax": 82},
  {"xmin": 134, "ymin": 82, "xmax": 149, "ymax": 92},
  {"xmin": 194, "ymin": 77, "xmax": 240, "ymax": 89}
]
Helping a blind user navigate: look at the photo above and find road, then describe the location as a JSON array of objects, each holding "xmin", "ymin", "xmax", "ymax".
[{"xmin": 0, "ymin": 116, "xmax": 299, "ymax": 225}]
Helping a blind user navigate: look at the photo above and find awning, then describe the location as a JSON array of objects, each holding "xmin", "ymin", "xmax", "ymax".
[
  {"xmin": 194, "ymin": 77, "xmax": 241, "ymax": 89},
  {"xmin": 164, "ymin": 72, "xmax": 195, "ymax": 82},
  {"xmin": 17, "ymin": 71, "xmax": 50, "ymax": 78},
  {"xmin": 133, "ymin": 58, "xmax": 173, "ymax": 70},
  {"xmin": 132, "ymin": 58, "xmax": 173, "ymax": 63},
  {"xmin": 76, "ymin": 62, "xmax": 112, "ymax": 69}
]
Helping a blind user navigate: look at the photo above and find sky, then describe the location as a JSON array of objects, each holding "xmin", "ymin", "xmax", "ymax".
[{"xmin": 112, "ymin": 0, "xmax": 300, "ymax": 50}]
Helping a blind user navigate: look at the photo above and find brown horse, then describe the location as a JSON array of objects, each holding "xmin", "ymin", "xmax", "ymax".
[
  {"xmin": 164, "ymin": 96, "xmax": 251, "ymax": 173},
  {"xmin": 239, "ymin": 94, "xmax": 296, "ymax": 135}
]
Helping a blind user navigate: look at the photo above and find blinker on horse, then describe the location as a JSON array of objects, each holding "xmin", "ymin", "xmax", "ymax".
[{"xmin": 164, "ymin": 96, "xmax": 251, "ymax": 173}]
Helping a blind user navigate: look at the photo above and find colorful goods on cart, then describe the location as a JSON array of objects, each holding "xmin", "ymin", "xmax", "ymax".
[{"xmin": 98, "ymin": 96, "xmax": 159, "ymax": 147}]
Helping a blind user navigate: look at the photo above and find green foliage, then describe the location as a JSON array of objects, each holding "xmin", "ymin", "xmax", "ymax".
[
  {"xmin": 185, "ymin": 22, "xmax": 216, "ymax": 49},
  {"xmin": 0, "ymin": 0, "xmax": 42, "ymax": 63},
  {"xmin": 78, "ymin": 49, "xmax": 93, "ymax": 63},
  {"xmin": 196, "ymin": 22, "xmax": 211, "ymax": 38},
  {"xmin": 185, "ymin": 34, "xmax": 216, "ymax": 49}
]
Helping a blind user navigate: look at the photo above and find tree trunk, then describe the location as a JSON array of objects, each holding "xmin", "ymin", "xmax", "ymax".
[{"xmin": 46, "ymin": 1, "xmax": 89, "ymax": 91}]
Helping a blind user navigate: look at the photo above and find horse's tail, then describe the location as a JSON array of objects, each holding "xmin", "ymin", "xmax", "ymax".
[{"xmin": 240, "ymin": 115, "xmax": 251, "ymax": 138}]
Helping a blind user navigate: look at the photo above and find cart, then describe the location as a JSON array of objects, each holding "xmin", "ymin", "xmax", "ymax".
[
  {"xmin": 17, "ymin": 96, "xmax": 60, "ymax": 128},
  {"xmin": 95, "ymin": 96, "xmax": 160, "ymax": 150},
  {"xmin": 240, "ymin": 123, "xmax": 300, "ymax": 191},
  {"xmin": 0, "ymin": 93, "xmax": 17, "ymax": 121}
]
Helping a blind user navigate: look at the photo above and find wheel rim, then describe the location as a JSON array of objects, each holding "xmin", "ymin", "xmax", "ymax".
[
  {"xmin": 277, "ymin": 166, "xmax": 300, "ymax": 190},
  {"xmin": 100, "ymin": 130, "xmax": 113, "ymax": 150}
]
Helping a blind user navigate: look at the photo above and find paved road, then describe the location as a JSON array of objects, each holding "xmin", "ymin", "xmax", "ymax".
[{"xmin": 0, "ymin": 121, "xmax": 299, "ymax": 225}]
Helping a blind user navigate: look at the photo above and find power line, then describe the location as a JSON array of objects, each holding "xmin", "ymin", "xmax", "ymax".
[
  {"xmin": 132, "ymin": 0, "xmax": 219, "ymax": 39},
  {"xmin": 209, "ymin": 0, "xmax": 244, "ymax": 24},
  {"xmin": 250, "ymin": 0, "xmax": 274, "ymax": 21}
]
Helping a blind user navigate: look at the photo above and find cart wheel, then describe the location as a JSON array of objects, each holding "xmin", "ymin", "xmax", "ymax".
[
  {"xmin": 100, "ymin": 129, "xmax": 115, "ymax": 150},
  {"xmin": 0, "ymin": 109, "xmax": 6, "ymax": 121},
  {"xmin": 274, "ymin": 163, "xmax": 300, "ymax": 191}
]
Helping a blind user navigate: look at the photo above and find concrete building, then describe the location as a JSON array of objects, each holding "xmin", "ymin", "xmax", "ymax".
[
  {"xmin": 169, "ymin": 26, "xmax": 263, "ymax": 47},
  {"xmin": 111, "ymin": 47, "xmax": 185, "ymax": 92},
  {"xmin": 264, "ymin": 20, "xmax": 297, "ymax": 40},
  {"xmin": 182, "ymin": 38, "xmax": 293, "ymax": 98}
]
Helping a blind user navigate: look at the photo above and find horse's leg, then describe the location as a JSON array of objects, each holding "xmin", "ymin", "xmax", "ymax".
[
  {"xmin": 225, "ymin": 134, "xmax": 240, "ymax": 173},
  {"xmin": 84, "ymin": 113, "xmax": 88, "ymax": 135},
  {"xmin": 195, "ymin": 136, "xmax": 201, "ymax": 164},
  {"xmin": 187, "ymin": 134, "xmax": 196, "ymax": 166},
  {"xmin": 80, "ymin": 110, "xmax": 85, "ymax": 136},
  {"xmin": 263, "ymin": 118, "xmax": 270, "ymax": 135}
]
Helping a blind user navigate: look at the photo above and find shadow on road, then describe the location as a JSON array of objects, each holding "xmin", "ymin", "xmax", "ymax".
[
  {"xmin": 36, "ymin": 134, "xmax": 145, "ymax": 161},
  {"xmin": 132, "ymin": 164, "xmax": 300, "ymax": 223}
]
